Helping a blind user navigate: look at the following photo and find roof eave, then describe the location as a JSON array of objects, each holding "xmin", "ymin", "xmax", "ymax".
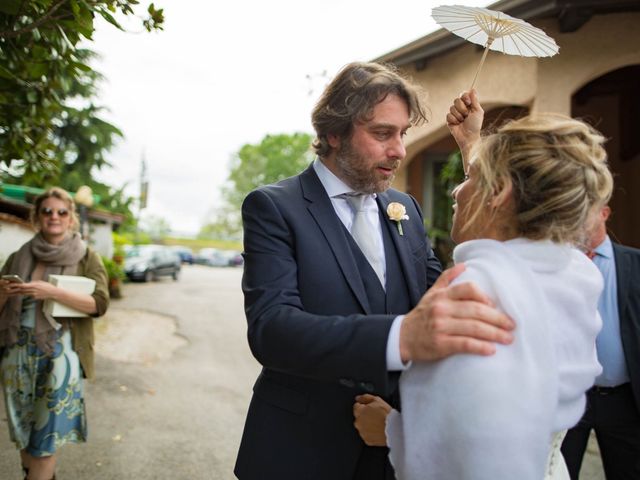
[{"xmin": 374, "ymin": 0, "xmax": 639, "ymax": 67}]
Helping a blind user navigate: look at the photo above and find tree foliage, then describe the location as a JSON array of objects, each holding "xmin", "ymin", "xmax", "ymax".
[
  {"xmin": 200, "ymin": 133, "xmax": 315, "ymax": 239},
  {"xmin": 0, "ymin": 0, "xmax": 164, "ymax": 223},
  {"xmin": 225, "ymin": 132, "xmax": 315, "ymax": 208},
  {"xmin": 430, "ymin": 150, "xmax": 465, "ymax": 266},
  {"xmin": 139, "ymin": 213, "xmax": 170, "ymax": 241}
]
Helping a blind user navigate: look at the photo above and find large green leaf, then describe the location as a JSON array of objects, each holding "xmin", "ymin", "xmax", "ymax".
[
  {"xmin": 96, "ymin": 7, "xmax": 124, "ymax": 30},
  {"xmin": 71, "ymin": 61, "xmax": 92, "ymax": 72},
  {"xmin": 70, "ymin": 0, "xmax": 81, "ymax": 17}
]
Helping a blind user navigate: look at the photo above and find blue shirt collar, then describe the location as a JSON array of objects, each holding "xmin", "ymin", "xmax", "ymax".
[{"xmin": 594, "ymin": 235, "xmax": 613, "ymax": 259}]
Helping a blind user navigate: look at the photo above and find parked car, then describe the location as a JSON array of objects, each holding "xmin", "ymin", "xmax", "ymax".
[
  {"xmin": 124, "ymin": 245, "xmax": 181, "ymax": 282},
  {"xmin": 170, "ymin": 245, "xmax": 194, "ymax": 264},
  {"xmin": 221, "ymin": 250, "xmax": 244, "ymax": 267},
  {"xmin": 193, "ymin": 248, "xmax": 229, "ymax": 267}
]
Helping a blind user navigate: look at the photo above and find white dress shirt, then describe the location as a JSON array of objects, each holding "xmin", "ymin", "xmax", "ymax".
[{"xmin": 313, "ymin": 159, "xmax": 406, "ymax": 371}]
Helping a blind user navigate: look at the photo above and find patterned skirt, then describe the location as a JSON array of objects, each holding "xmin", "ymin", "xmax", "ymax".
[{"xmin": 0, "ymin": 326, "xmax": 87, "ymax": 456}]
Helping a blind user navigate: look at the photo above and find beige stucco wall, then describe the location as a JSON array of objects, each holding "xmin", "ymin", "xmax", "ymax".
[
  {"xmin": 91, "ymin": 223, "xmax": 114, "ymax": 259},
  {"xmin": 0, "ymin": 218, "xmax": 34, "ymax": 267},
  {"xmin": 534, "ymin": 14, "xmax": 640, "ymax": 113},
  {"xmin": 395, "ymin": 11, "xmax": 640, "ymax": 186}
]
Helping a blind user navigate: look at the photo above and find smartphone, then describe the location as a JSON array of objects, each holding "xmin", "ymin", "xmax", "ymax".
[{"xmin": 1, "ymin": 274, "xmax": 24, "ymax": 283}]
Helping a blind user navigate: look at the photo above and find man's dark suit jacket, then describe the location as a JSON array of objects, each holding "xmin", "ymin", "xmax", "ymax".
[
  {"xmin": 613, "ymin": 242, "xmax": 640, "ymax": 412},
  {"xmin": 234, "ymin": 164, "xmax": 442, "ymax": 480}
]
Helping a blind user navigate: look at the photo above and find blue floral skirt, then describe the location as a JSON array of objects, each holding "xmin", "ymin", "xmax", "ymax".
[{"xmin": 0, "ymin": 326, "xmax": 87, "ymax": 456}]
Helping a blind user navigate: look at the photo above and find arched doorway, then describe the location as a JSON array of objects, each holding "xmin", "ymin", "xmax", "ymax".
[{"xmin": 572, "ymin": 65, "xmax": 640, "ymax": 248}]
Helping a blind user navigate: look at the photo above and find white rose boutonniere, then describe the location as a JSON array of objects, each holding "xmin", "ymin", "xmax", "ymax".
[{"xmin": 387, "ymin": 202, "xmax": 409, "ymax": 236}]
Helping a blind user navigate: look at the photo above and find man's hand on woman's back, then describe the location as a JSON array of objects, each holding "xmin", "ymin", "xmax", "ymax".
[{"xmin": 399, "ymin": 263, "xmax": 515, "ymax": 363}]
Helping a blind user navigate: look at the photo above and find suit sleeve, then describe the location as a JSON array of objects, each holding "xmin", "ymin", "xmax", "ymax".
[
  {"xmin": 241, "ymin": 188, "xmax": 396, "ymax": 393},
  {"xmin": 615, "ymin": 244, "xmax": 640, "ymax": 413}
]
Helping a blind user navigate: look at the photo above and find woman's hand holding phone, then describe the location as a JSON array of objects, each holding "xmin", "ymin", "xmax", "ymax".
[
  {"xmin": 1, "ymin": 274, "xmax": 25, "ymax": 296},
  {"xmin": 2, "ymin": 274, "xmax": 24, "ymax": 283}
]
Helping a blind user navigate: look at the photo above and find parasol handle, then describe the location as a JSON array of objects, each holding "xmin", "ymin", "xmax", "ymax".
[{"xmin": 470, "ymin": 38, "xmax": 494, "ymax": 90}]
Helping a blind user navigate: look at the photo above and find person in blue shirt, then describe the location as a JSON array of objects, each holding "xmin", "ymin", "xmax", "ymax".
[{"xmin": 561, "ymin": 205, "xmax": 640, "ymax": 479}]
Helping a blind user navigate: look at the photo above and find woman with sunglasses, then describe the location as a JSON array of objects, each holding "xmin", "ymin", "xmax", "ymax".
[{"xmin": 0, "ymin": 187, "xmax": 109, "ymax": 480}]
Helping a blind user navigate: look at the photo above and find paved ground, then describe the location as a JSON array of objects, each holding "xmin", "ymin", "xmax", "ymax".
[
  {"xmin": 1, "ymin": 265, "xmax": 260, "ymax": 479},
  {"xmin": 582, "ymin": 437, "xmax": 606, "ymax": 480},
  {"xmin": 0, "ymin": 265, "xmax": 606, "ymax": 479}
]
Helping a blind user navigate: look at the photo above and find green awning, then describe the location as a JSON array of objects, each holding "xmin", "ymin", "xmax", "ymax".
[{"xmin": 0, "ymin": 183, "xmax": 101, "ymax": 205}]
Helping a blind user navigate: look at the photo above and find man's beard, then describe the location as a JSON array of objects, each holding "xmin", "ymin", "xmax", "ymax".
[{"xmin": 334, "ymin": 140, "xmax": 399, "ymax": 194}]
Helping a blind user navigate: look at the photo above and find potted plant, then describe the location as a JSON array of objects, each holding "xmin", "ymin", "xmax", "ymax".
[{"xmin": 102, "ymin": 256, "xmax": 125, "ymax": 299}]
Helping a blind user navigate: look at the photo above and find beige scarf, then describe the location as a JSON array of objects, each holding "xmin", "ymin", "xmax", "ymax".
[{"xmin": 0, "ymin": 232, "xmax": 86, "ymax": 354}]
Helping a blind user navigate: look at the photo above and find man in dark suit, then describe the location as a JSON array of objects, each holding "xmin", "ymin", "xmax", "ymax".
[
  {"xmin": 562, "ymin": 206, "xmax": 640, "ymax": 479},
  {"xmin": 234, "ymin": 62, "xmax": 515, "ymax": 480}
]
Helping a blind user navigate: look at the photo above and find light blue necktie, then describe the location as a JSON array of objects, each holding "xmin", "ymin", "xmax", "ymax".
[{"xmin": 344, "ymin": 194, "xmax": 385, "ymax": 288}]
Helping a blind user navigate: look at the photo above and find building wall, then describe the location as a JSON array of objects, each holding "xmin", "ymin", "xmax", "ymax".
[
  {"xmin": 392, "ymin": 10, "xmax": 640, "ymax": 250},
  {"xmin": 399, "ymin": 11, "xmax": 640, "ymax": 173},
  {"xmin": 0, "ymin": 217, "xmax": 34, "ymax": 268},
  {"xmin": 401, "ymin": 42, "xmax": 537, "ymax": 159},
  {"xmin": 91, "ymin": 223, "xmax": 114, "ymax": 259},
  {"xmin": 534, "ymin": 14, "xmax": 640, "ymax": 113}
]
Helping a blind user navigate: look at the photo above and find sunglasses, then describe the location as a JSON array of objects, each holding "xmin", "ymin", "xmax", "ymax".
[{"xmin": 40, "ymin": 207, "xmax": 70, "ymax": 217}]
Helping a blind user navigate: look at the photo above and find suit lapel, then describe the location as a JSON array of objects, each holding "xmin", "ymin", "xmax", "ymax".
[
  {"xmin": 376, "ymin": 192, "xmax": 421, "ymax": 306},
  {"xmin": 300, "ymin": 166, "xmax": 372, "ymax": 314},
  {"xmin": 613, "ymin": 243, "xmax": 630, "ymax": 317}
]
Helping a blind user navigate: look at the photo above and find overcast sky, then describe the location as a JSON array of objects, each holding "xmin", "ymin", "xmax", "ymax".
[{"xmin": 92, "ymin": 0, "xmax": 490, "ymax": 235}]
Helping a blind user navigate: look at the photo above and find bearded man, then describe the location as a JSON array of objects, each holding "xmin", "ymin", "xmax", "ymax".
[{"xmin": 234, "ymin": 62, "xmax": 514, "ymax": 480}]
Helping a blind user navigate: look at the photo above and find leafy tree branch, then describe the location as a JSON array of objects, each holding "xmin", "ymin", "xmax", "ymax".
[{"xmin": 0, "ymin": 0, "xmax": 164, "ymax": 227}]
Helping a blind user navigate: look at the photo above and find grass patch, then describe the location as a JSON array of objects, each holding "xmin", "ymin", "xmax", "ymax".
[{"xmin": 162, "ymin": 237, "xmax": 242, "ymax": 252}]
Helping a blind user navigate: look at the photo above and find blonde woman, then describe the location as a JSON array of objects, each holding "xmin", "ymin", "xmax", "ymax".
[
  {"xmin": 354, "ymin": 92, "xmax": 613, "ymax": 480},
  {"xmin": 0, "ymin": 187, "xmax": 109, "ymax": 480}
]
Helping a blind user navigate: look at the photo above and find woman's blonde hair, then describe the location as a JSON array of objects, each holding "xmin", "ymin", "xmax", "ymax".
[
  {"xmin": 31, "ymin": 187, "xmax": 80, "ymax": 232},
  {"xmin": 463, "ymin": 113, "xmax": 613, "ymax": 247}
]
